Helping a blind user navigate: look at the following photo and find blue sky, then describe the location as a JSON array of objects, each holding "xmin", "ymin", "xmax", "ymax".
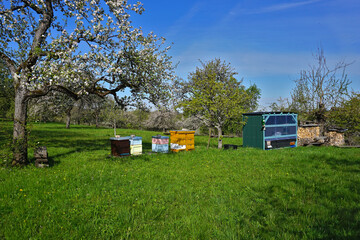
[{"xmin": 131, "ymin": 0, "xmax": 360, "ymax": 108}]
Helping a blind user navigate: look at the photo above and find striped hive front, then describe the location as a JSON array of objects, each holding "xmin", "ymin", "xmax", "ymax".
[{"xmin": 152, "ymin": 135, "xmax": 169, "ymax": 153}]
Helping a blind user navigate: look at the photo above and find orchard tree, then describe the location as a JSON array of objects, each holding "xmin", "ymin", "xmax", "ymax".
[
  {"xmin": 328, "ymin": 92, "xmax": 360, "ymax": 144},
  {"xmin": 29, "ymin": 91, "xmax": 78, "ymax": 127},
  {"xmin": 0, "ymin": 0, "xmax": 174, "ymax": 166},
  {"xmin": 181, "ymin": 59, "xmax": 261, "ymax": 149},
  {"xmin": 269, "ymin": 97, "xmax": 291, "ymax": 112},
  {"xmin": 291, "ymin": 47, "xmax": 352, "ymax": 130},
  {"xmin": 83, "ymin": 94, "xmax": 107, "ymax": 128},
  {"xmin": 145, "ymin": 109, "xmax": 178, "ymax": 132}
]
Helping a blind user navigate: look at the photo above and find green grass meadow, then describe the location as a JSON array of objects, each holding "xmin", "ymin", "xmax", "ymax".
[{"xmin": 1, "ymin": 120, "xmax": 360, "ymax": 239}]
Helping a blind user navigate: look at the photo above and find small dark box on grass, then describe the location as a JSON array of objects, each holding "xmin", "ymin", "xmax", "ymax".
[{"xmin": 224, "ymin": 144, "xmax": 238, "ymax": 150}]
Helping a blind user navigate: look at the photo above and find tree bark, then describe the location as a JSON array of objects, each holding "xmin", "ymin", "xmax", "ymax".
[
  {"xmin": 113, "ymin": 118, "xmax": 117, "ymax": 137},
  {"xmin": 217, "ymin": 126, "xmax": 223, "ymax": 149},
  {"xmin": 12, "ymin": 86, "xmax": 29, "ymax": 166},
  {"xmin": 95, "ymin": 113, "xmax": 99, "ymax": 128},
  {"xmin": 66, "ymin": 109, "xmax": 71, "ymax": 129},
  {"xmin": 207, "ymin": 128, "xmax": 212, "ymax": 149}
]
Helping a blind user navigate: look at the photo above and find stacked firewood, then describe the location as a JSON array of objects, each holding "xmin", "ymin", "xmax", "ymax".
[{"xmin": 34, "ymin": 146, "xmax": 49, "ymax": 168}]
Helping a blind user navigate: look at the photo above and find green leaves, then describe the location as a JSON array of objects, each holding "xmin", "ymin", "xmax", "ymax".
[{"xmin": 182, "ymin": 59, "xmax": 260, "ymax": 133}]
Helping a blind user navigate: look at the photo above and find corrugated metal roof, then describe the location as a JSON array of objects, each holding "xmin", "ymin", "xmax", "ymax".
[{"xmin": 243, "ymin": 111, "xmax": 297, "ymax": 115}]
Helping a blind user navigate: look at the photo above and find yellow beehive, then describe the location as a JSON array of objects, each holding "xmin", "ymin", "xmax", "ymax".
[
  {"xmin": 130, "ymin": 145, "xmax": 142, "ymax": 155},
  {"xmin": 170, "ymin": 130, "xmax": 195, "ymax": 152}
]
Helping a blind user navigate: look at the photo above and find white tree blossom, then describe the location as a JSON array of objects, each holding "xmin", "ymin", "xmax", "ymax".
[{"xmin": 0, "ymin": 0, "xmax": 175, "ymax": 165}]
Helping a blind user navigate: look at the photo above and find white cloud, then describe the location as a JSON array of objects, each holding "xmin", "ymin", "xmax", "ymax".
[
  {"xmin": 248, "ymin": 0, "xmax": 322, "ymax": 14},
  {"xmin": 225, "ymin": 0, "xmax": 322, "ymax": 19}
]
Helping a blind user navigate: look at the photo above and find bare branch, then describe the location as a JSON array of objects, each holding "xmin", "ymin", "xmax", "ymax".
[
  {"xmin": 17, "ymin": 0, "xmax": 53, "ymax": 72},
  {"xmin": 21, "ymin": 0, "xmax": 44, "ymax": 14},
  {"xmin": 0, "ymin": 52, "xmax": 17, "ymax": 76}
]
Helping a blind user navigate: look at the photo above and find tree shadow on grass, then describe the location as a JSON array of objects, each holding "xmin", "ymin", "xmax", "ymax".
[
  {"xmin": 324, "ymin": 156, "xmax": 360, "ymax": 173},
  {"xmin": 312, "ymin": 207, "xmax": 360, "ymax": 240},
  {"xmin": 102, "ymin": 153, "xmax": 153, "ymax": 165},
  {"xmin": 142, "ymin": 142, "xmax": 152, "ymax": 151},
  {"xmin": 256, "ymin": 181, "xmax": 360, "ymax": 239},
  {"xmin": 40, "ymin": 156, "xmax": 61, "ymax": 167}
]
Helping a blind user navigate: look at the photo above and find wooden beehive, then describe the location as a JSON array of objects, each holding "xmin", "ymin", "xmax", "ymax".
[
  {"xmin": 170, "ymin": 130, "xmax": 195, "ymax": 152},
  {"xmin": 130, "ymin": 145, "xmax": 142, "ymax": 155},
  {"xmin": 34, "ymin": 146, "xmax": 49, "ymax": 168},
  {"xmin": 110, "ymin": 137, "xmax": 130, "ymax": 157},
  {"xmin": 152, "ymin": 135, "xmax": 169, "ymax": 153},
  {"xmin": 127, "ymin": 136, "xmax": 142, "ymax": 155}
]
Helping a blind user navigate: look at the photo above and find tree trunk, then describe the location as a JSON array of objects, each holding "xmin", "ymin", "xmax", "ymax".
[
  {"xmin": 12, "ymin": 87, "xmax": 29, "ymax": 166},
  {"xmin": 113, "ymin": 118, "xmax": 117, "ymax": 137},
  {"xmin": 66, "ymin": 110, "xmax": 71, "ymax": 129},
  {"xmin": 207, "ymin": 128, "xmax": 212, "ymax": 149},
  {"xmin": 95, "ymin": 114, "xmax": 99, "ymax": 128},
  {"xmin": 316, "ymin": 103, "xmax": 326, "ymax": 136},
  {"xmin": 217, "ymin": 127, "xmax": 223, "ymax": 149}
]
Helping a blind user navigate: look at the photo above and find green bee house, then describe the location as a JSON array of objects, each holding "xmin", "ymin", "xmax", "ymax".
[{"xmin": 243, "ymin": 112, "xmax": 298, "ymax": 150}]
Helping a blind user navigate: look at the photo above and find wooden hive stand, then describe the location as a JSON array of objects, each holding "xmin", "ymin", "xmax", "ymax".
[{"xmin": 34, "ymin": 146, "xmax": 49, "ymax": 168}]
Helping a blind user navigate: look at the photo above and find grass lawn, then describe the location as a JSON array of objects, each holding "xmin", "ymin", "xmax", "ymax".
[{"xmin": 1, "ymin": 120, "xmax": 360, "ymax": 239}]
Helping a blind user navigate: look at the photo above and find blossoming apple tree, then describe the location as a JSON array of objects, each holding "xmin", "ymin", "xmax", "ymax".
[{"xmin": 0, "ymin": 0, "xmax": 174, "ymax": 166}]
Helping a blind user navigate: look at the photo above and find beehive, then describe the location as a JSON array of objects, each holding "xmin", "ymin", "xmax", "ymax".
[
  {"xmin": 130, "ymin": 145, "xmax": 142, "ymax": 155},
  {"xmin": 170, "ymin": 130, "xmax": 195, "ymax": 152},
  {"xmin": 152, "ymin": 135, "xmax": 169, "ymax": 153},
  {"xmin": 127, "ymin": 136, "xmax": 142, "ymax": 155},
  {"xmin": 110, "ymin": 137, "xmax": 130, "ymax": 156}
]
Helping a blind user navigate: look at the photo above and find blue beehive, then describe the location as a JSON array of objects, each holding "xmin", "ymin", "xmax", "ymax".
[
  {"xmin": 152, "ymin": 135, "xmax": 169, "ymax": 153},
  {"xmin": 128, "ymin": 136, "xmax": 142, "ymax": 145}
]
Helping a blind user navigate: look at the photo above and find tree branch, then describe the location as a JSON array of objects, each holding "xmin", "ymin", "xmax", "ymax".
[
  {"xmin": 27, "ymin": 85, "xmax": 80, "ymax": 100},
  {"xmin": 17, "ymin": 0, "xmax": 53, "ymax": 72},
  {"xmin": 0, "ymin": 5, "xmax": 27, "ymax": 14},
  {"xmin": 21, "ymin": 0, "xmax": 44, "ymax": 14},
  {"xmin": 0, "ymin": 51, "xmax": 17, "ymax": 76}
]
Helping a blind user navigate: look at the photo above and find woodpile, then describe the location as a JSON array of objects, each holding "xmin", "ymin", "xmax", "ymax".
[
  {"xmin": 34, "ymin": 146, "xmax": 49, "ymax": 168},
  {"xmin": 297, "ymin": 124, "xmax": 346, "ymax": 147},
  {"xmin": 298, "ymin": 124, "xmax": 320, "ymax": 139},
  {"xmin": 298, "ymin": 124, "xmax": 321, "ymax": 146},
  {"xmin": 325, "ymin": 129, "xmax": 345, "ymax": 146}
]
